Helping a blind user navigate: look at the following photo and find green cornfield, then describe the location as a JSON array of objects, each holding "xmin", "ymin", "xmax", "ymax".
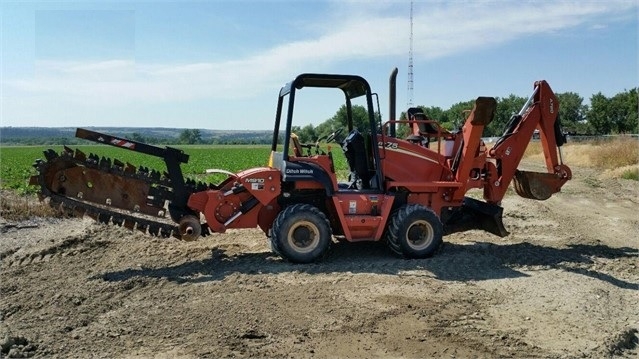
[{"xmin": 0, "ymin": 144, "xmax": 349, "ymax": 194}]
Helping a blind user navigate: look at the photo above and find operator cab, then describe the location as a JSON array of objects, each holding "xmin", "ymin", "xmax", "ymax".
[
  {"xmin": 342, "ymin": 129, "xmax": 373, "ymax": 189},
  {"xmin": 269, "ymin": 73, "xmax": 383, "ymax": 193}
]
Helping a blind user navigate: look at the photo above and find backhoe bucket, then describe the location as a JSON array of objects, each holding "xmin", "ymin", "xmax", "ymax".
[
  {"xmin": 513, "ymin": 170, "xmax": 564, "ymax": 200},
  {"xmin": 443, "ymin": 197, "xmax": 509, "ymax": 237}
]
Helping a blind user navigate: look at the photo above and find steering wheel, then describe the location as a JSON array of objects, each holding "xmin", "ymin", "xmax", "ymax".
[{"xmin": 325, "ymin": 128, "xmax": 343, "ymax": 143}]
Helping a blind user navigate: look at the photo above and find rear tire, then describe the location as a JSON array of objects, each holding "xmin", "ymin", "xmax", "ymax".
[
  {"xmin": 270, "ymin": 204, "xmax": 332, "ymax": 263},
  {"xmin": 387, "ymin": 204, "xmax": 442, "ymax": 259}
]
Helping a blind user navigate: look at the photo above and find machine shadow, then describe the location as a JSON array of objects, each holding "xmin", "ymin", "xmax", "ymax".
[{"xmin": 98, "ymin": 240, "xmax": 638, "ymax": 289}]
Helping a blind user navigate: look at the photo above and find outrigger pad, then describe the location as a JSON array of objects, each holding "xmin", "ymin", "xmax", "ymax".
[{"xmin": 442, "ymin": 197, "xmax": 509, "ymax": 237}]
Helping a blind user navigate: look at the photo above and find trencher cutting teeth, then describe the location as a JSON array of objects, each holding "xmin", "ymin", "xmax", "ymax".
[{"xmin": 30, "ymin": 147, "xmax": 215, "ymax": 239}]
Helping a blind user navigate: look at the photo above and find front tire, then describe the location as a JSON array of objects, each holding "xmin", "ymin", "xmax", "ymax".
[
  {"xmin": 271, "ymin": 204, "xmax": 332, "ymax": 263},
  {"xmin": 387, "ymin": 204, "xmax": 443, "ymax": 259}
]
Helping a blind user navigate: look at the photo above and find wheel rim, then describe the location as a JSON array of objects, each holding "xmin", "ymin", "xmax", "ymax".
[
  {"xmin": 287, "ymin": 220, "xmax": 320, "ymax": 254},
  {"xmin": 405, "ymin": 220, "xmax": 434, "ymax": 250}
]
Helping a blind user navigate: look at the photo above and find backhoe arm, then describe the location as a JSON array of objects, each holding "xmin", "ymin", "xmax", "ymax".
[
  {"xmin": 443, "ymin": 80, "xmax": 572, "ymax": 238},
  {"xmin": 485, "ymin": 80, "xmax": 572, "ymax": 202}
]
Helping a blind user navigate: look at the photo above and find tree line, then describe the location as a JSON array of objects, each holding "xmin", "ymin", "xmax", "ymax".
[
  {"xmin": 2, "ymin": 87, "xmax": 635, "ymax": 146},
  {"xmin": 0, "ymin": 128, "xmax": 273, "ymax": 146},
  {"xmin": 292, "ymin": 87, "xmax": 638, "ymax": 143}
]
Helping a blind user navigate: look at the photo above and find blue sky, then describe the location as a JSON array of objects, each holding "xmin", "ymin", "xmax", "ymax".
[{"xmin": 1, "ymin": 1, "xmax": 637, "ymax": 130}]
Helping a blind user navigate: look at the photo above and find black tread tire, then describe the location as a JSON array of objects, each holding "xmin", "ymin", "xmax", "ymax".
[
  {"xmin": 270, "ymin": 204, "xmax": 332, "ymax": 263},
  {"xmin": 384, "ymin": 210, "xmax": 402, "ymax": 256},
  {"xmin": 387, "ymin": 204, "xmax": 443, "ymax": 259},
  {"xmin": 269, "ymin": 236, "xmax": 282, "ymax": 257}
]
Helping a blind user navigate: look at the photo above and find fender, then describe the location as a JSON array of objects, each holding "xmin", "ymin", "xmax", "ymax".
[{"xmin": 281, "ymin": 160, "xmax": 335, "ymax": 195}]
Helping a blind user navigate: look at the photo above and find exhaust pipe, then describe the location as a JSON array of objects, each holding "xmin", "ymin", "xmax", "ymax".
[{"xmin": 389, "ymin": 67, "xmax": 398, "ymax": 137}]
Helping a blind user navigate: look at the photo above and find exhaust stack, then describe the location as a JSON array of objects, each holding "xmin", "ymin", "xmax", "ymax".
[{"xmin": 389, "ymin": 67, "xmax": 398, "ymax": 137}]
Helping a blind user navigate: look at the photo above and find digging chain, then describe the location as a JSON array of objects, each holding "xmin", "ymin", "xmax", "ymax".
[{"xmin": 32, "ymin": 146, "xmax": 215, "ymax": 239}]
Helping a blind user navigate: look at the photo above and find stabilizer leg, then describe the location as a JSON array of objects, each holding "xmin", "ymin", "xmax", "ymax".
[{"xmin": 443, "ymin": 197, "xmax": 509, "ymax": 238}]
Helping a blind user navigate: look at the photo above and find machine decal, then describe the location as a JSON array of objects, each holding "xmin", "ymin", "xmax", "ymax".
[
  {"xmin": 378, "ymin": 141, "xmax": 399, "ymax": 149},
  {"xmin": 349, "ymin": 200, "xmax": 357, "ymax": 214},
  {"xmin": 246, "ymin": 178, "xmax": 265, "ymax": 190},
  {"xmin": 285, "ymin": 168, "xmax": 314, "ymax": 175},
  {"xmin": 110, "ymin": 139, "xmax": 136, "ymax": 149}
]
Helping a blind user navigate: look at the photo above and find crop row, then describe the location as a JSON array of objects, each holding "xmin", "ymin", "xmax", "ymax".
[{"xmin": 0, "ymin": 144, "xmax": 349, "ymax": 193}]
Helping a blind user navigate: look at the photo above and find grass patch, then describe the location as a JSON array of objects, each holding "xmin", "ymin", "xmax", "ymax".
[
  {"xmin": 525, "ymin": 136, "xmax": 639, "ymax": 180},
  {"xmin": 564, "ymin": 136, "xmax": 638, "ymax": 170},
  {"xmin": 621, "ymin": 168, "xmax": 639, "ymax": 181},
  {"xmin": 0, "ymin": 190, "xmax": 58, "ymax": 221},
  {"xmin": 522, "ymin": 141, "xmax": 543, "ymax": 157}
]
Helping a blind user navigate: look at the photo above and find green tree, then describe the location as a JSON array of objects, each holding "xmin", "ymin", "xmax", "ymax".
[
  {"xmin": 610, "ymin": 88, "xmax": 638, "ymax": 134},
  {"xmin": 586, "ymin": 90, "xmax": 639, "ymax": 134},
  {"xmin": 303, "ymin": 87, "xmax": 636, "ymax": 141},
  {"xmin": 446, "ymin": 100, "xmax": 478, "ymax": 132},
  {"xmin": 587, "ymin": 92, "xmax": 613, "ymax": 134},
  {"xmin": 299, "ymin": 123, "xmax": 317, "ymax": 143},
  {"xmin": 488, "ymin": 95, "xmax": 527, "ymax": 137},
  {"xmin": 178, "ymin": 129, "xmax": 202, "ymax": 144},
  {"xmin": 325, "ymin": 104, "xmax": 371, "ymax": 136},
  {"xmin": 130, "ymin": 132, "xmax": 145, "ymax": 143},
  {"xmin": 314, "ymin": 121, "xmax": 335, "ymax": 140},
  {"xmin": 556, "ymin": 92, "xmax": 589, "ymax": 134},
  {"xmin": 423, "ymin": 106, "xmax": 448, "ymax": 126}
]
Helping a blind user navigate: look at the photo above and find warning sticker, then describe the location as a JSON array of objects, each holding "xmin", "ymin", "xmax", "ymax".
[{"xmin": 349, "ymin": 200, "xmax": 357, "ymax": 214}]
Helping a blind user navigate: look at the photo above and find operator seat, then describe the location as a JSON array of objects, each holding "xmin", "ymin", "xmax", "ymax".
[
  {"xmin": 342, "ymin": 129, "xmax": 370, "ymax": 189},
  {"xmin": 406, "ymin": 107, "xmax": 439, "ymax": 146}
]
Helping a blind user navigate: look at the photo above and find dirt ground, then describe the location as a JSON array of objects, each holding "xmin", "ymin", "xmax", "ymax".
[{"xmin": 1, "ymin": 161, "xmax": 638, "ymax": 359}]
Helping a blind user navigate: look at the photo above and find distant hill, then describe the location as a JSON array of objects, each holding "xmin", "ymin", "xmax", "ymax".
[{"xmin": 0, "ymin": 127, "xmax": 274, "ymax": 145}]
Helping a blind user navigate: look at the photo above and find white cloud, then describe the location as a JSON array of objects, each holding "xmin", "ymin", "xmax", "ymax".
[{"xmin": 2, "ymin": 0, "xmax": 636, "ymax": 123}]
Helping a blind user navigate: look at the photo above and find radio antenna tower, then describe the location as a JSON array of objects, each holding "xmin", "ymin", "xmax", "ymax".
[{"xmin": 407, "ymin": 1, "xmax": 414, "ymax": 108}]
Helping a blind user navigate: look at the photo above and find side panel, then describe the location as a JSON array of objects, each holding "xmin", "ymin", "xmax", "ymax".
[
  {"xmin": 376, "ymin": 135, "xmax": 462, "ymax": 217},
  {"xmin": 331, "ymin": 194, "xmax": 395, "ymax": 241},
  {"xmin": 377, "ymin": 135, "xmax": 449, "ymax": 184},
  {"xmin": 188, "ymin": 167, "xmax": 281, "ymax": 233},
  {"xmin": 236, "ymin": 167, "xmax": 282, "ymax": 205},
  {"xmin": 282, "ymin": 160, "xmax": 336, "ymax": 194}
]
